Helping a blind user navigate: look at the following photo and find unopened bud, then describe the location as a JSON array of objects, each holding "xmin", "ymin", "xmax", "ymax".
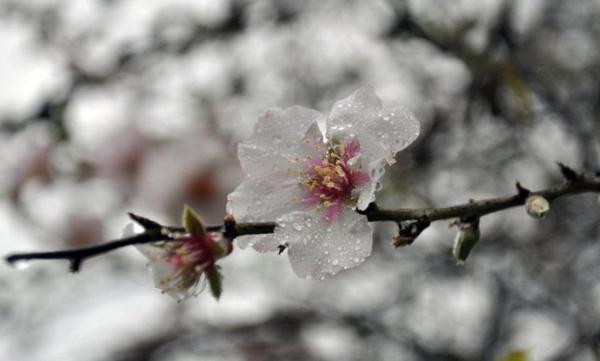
[
  {"xmin": 525, "ymin": 195, "xmax": 550, "ymax": 219},
  {"xmin": 452, "ymin": 222, "xmax": 480, "ymax": 265}
]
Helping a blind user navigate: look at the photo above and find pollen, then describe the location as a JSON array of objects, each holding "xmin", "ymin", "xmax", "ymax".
[{"xmin": 295, "ymin": 138, "xmax": 369, "ymax": 221}]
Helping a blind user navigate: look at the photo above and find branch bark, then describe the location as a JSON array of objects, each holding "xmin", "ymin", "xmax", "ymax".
[{"xmin": 4, "ymin": 166, "xmax": 600, "ymax": 271}]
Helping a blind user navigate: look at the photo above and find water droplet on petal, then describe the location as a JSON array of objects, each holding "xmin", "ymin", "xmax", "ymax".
[
  {"xmin": 332, "ymin": 259, "xmax": 339, "ymax": 265},
  {"xmin": 292, "ymin": 223, "xmax": 303, "ymax": 231}
]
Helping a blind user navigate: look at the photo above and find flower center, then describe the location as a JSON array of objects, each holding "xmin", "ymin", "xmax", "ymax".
[
  {"xmin": 159, "ymin": 234, "xmax": 215, "ymax": 285},
  {"xmin": 294, "ymin": 138, "xmax": 369, "ymax": 222}
]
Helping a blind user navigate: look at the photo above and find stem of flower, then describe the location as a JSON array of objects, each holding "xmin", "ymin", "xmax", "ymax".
[{"xmin": 4, "ymin": 165, "xmax": 599, "ymax": 271}]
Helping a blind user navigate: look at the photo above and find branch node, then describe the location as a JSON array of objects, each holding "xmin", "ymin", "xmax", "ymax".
[
  {"xmin": 128, "ymin": 212, "xmax": 162, "ymax": 230},
  {"xmin": 223, "ymin": 214, "xmax": 237, "ymax": 240},
  {"xmin": 393, "ymin": 217, "xmax": 431, "ymax": 248},
  {"xmin": 556, "ymin": 162, "xmax": 580, "ymax": 181},
  {"xmin": 69, "ymin": 258, "xmax": 83, "ymax": 273},
  {"xmin": 515, "ymin": 181, "xmax": 531, "ymax": 201}
]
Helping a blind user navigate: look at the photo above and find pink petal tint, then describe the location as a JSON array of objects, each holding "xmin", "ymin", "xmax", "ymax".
[{"xmin": 298, "ymin": 137, "xmax": 370, "ymax": 223}]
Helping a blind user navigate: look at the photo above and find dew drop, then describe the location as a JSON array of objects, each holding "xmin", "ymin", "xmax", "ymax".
[
  {"xmin": 353, "ymin": 257, "xmax": 361, "ymax": 263},
  {"xmin": 332, "ymin": 259, "xmax": 339, "ymax": 266},
  {"xmin": 292, "ymin": 223, "xmax": 303, "ymax": 231}
]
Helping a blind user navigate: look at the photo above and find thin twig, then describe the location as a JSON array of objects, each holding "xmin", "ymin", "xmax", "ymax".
[
  {"xmin": 361, "ymin": 172, "xmax": 600, "ymax": 223},
  {"xmin": 4, "ymin": 166, "xmax": 600, "ymax": 271}
]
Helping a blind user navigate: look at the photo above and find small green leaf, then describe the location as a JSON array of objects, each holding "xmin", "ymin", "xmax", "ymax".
[
  {"xmin": 205, "ymin": 265, "xmax": 223, "ymax": 300},
  {"xmin": 500, "ymin": 351, "xmax": 527, "ymax": 361},
  {"xmin": 182, "ymin": 205, "xmax": 206, "ymax": 238}
]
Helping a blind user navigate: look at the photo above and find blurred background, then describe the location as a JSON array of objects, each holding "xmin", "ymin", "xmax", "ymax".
[{"xmin": 0, "ymin": 0, "xmax": 599, "ymax": 360}]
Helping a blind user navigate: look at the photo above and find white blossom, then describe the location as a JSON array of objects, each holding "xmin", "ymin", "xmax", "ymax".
[{"xmin": 227, "ymin": 87, "xmax": 419, "ymax": 279}]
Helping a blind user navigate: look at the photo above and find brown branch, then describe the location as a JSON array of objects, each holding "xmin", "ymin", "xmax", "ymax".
[
  {"xmin": 4, "ymin": 166, "xmax": 600, "ymax": 271},
  {"xmin": 361, "ymin": 172, "xmax": 599, "ymax": 223}
]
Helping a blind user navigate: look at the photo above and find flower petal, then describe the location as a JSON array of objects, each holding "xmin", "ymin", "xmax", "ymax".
[
  {"xmin": 328, "ymin": 86, "xmax": 382, "ymax": 130},
  {"xmin": 238, "ymin": 106, "xmax": 324, "ymax": 180},
  {"xmin": 275, "ymin": 210, "xmax": 373, "ymax": 279},
  {"xmin": 227, "ymin": 177, "xmax": 304, "ymax": 252},
  {"xmin": 368, "ymin": 105, "xmax": 420, "ymax": 163},
  {"xmin": 328, "ymin": 87, "xmax": 419, "ymax": 163}
]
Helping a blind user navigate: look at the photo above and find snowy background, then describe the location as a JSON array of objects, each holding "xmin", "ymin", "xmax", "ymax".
[{"xmin": 1, "ymin": 0, "xmax": 600, "ymax": 360}]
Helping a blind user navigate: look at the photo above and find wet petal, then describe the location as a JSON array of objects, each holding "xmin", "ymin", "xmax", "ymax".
[
  {"xmin": 328, "ymin": 87, "xmax": 419, "ymax": 164},
  {"xmin": 324, "ymin": 199, "xmax": 343, "ymax": 223},
  {"xmin": 238, "ymin": 106, "xmax": 324, "ymax": 180},
  {"xmin": 275, "ymin": 211, "xmax": 372, "ymax": 279},
  {"xmin": 328, "ymin": 86, "xmax": 382, "ymax": 130},
  {"xmin": 227, "ymin": 177, "xmax": 304, "ymax": 252},
  {"xmin": 135, "ymin": 243, "xmax": 168, "ymax": 262},
  {"xmin": 368, "ymin": 106, "xmax": 420, "ymax": 163}
]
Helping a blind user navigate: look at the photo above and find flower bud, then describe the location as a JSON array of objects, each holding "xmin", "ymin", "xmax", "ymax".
[
  {"xmin": 525, "ymin": 195, "xmax": 550, "ymax": 219},
  {"xmin": 452, "ymin": 222, "xmax": 480, "ymax": 265}
]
